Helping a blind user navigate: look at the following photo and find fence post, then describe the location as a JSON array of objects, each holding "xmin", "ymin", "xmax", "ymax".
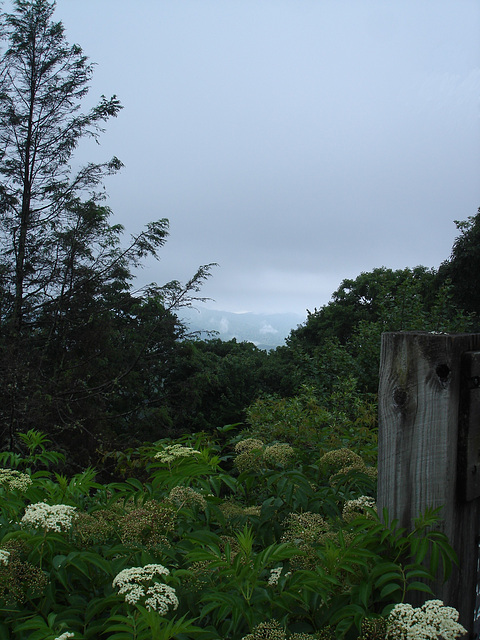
[{"xmin": 377, "ymin": 331, "xmax": 480, "ymax": 636}]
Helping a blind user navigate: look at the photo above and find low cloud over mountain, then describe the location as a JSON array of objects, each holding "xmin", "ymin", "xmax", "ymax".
[{"xmin": 179, "ymin": 308, "xmax": 304, "ymax": 350}]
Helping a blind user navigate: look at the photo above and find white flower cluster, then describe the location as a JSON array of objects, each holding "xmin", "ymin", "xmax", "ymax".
[
  {"xmin": 267, "ymin": 566, "xmax": 291, "ymax": 586},
  {"xmin": 154, "ymin": 444, "xmax": 200, "ymax": 463},
  {"xmin": 242, "ymin": 620, "xmax": 286, "ymax": 640},
  {"xmin": 0, "ymin": 468, "xmax": 32, "ymax": 492},
  {"xmin": 54, "ymin": 633, "xmax": 74, "ymax": 640},
  {"xmin": 112, "ymin": 564, "xmax": 179, "ymax": 614},
  {"xmin": 21, "ymin": 502, "xmax": 76, "ymax": 532},
  {"xmin": 342, "ymin": 495, "xmax": 377, "ymax": 521},
  {"xmin": 0, "ymin": 549, "xmax": 10, "ymax": 566},
  {"xmin": 387, "ymin": 600, "xmax": 467, "ymax": 640},
  {"xmin": 268, "ymin": 567, "xmax": 282, "ymax": 585}
]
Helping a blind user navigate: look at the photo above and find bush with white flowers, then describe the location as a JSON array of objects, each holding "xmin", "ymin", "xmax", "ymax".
[
  {"xmin": 112, "ymin": 564, "xmax": 179, "ymax": 614},
  {"xmin": 21, "ymin": 502, "xmax": 76, "ymax": 532},
  {"xmin": 386, "ymin": 600, "xmax": 467, "ymax": 640}
]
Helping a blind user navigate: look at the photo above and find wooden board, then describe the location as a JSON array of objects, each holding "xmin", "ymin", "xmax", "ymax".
[{"xmin": 377, "ymin": 332, "xmax": 480, "ymax": 636}]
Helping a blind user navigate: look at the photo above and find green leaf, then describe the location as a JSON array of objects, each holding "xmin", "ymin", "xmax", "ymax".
[
  {"xmin": 63, "ymin": 551, "xmax": 91, "ymax": 580},
  {"xmin": 187, "ymin": 529, "xmax": 222, "ymax": 552},
  {"xmin": 429, "ymin": 540, "xmax": 440, "ymax": 575},
  {"xmin": 354, "ymin": 580, "xmax": 372, "ymax": 608},
  {"xmin": 414, "ymin": 536, "xmax": 429, "ymax": 563},
  {"xmin": 405, "ymin": 566, "xmax": 432, "ymax": 581},
  {"xmin": 82, "ymin": 550, "xmax": 113, "ymax": 575},
  {"xmin": 103, "ymin": 633, "xmax": 134, "ymax": 640},
  {"xmin": 52, "ymin": 554, "xmax": 67, "ymax": 570},
  {"xmin": 380, "ymin": 582, "xmax": 402, "ymax": 598},
  {"xmin": 407, "ymin": 581, "xmax": 434, "ymax": 594},
  {"xmin": 85, "ymin": 594, "xmax": 120, "ymax": 623},
  {"xmin": 125, "ymin": 477, "xmax": 144, "ymax": 492},
  {"xmin": 371, "ymin": 561, "xmax": 402, "ymax": 577},
  {"xmin": 330, "ymin": 602, "xmax": 366, "ymax": 637},
  {"xmin": 374, "ymin": 570, "xmax": 402, "ymax": 589},
  {"xmin": 218, "ymin": 473, "xmax": 238, "ymax": 493}
]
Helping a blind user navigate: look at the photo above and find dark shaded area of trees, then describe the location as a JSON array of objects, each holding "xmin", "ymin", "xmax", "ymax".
[
  {"xmin": 0, "ymin": 1, "xmax": 478, "ymax": 472},
  {"xmin": 437, "ymin": 209, "xmax": 480, "ymax": 317},
  {"xmin": 0, "ymin": 0, "xmax": 215, "ymax": 467}
]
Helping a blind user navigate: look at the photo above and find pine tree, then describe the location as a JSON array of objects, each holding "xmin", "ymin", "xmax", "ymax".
[
  {"xmin": 0, "ymin": 0, "xmax": 122, "ymax": 331},
  {"xmin": 0, "ymin": 1, "xmax": 215, "ymax": 460}
]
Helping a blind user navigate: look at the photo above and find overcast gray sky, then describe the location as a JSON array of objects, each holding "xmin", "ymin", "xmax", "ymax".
[{"xmin": 50, "ymin": 1, "xmax": 480, "ymax": 317}]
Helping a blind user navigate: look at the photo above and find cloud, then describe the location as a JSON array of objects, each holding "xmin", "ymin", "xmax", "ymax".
[
  {"xmin": 218, "ymin": 317, "xmax": 229, "ymax": 334},
  {"xmin": 260, "ymin": 323, "xmax": 279, "ymax": 336}
]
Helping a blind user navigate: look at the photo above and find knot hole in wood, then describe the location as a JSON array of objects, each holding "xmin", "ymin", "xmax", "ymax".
[
  {"xmin": 436, "ymin": 363, "xmax": 451, "ymax": 385},
  {"xmin": 393, "ymin": 387, "xmax": 408, "ymax": 407}
]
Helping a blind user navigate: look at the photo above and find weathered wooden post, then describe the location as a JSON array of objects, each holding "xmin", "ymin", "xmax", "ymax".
[{"xmin": 378, "ymin": 332, "xmax": 480, "ymax": 637}]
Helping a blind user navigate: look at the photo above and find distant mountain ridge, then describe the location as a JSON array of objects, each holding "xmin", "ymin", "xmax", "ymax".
[{"xmin": 179, "ymin": 308, "xmax": 305, "ymax": 350}]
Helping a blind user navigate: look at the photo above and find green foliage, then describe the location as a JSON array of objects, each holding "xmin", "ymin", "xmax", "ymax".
[
  {"xmin": 0, "ymin": 430, "xmax": 65, "ymax": 472},
  {"xmin": 285, "ymin": 265, "xmax": 476, "ymax": 397},
  {"xmin": 0, "ymin": 429, "xmax": 459, "ymax": 639},
  {"xmin": 438, "ymin": 207, "xmax": 480, "ymax": 320},
  {"xmin": 244, "ymin": 386, "xmax": 378, "ymax": 463},
  {"xmin": 158, "ymin": 338, "xmax": 274, "ymax": 435}
]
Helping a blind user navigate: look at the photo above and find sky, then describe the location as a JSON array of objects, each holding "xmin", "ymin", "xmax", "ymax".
[{"xmin": 34, "ymin": 1, "xmax": 480, "ymax": 316}]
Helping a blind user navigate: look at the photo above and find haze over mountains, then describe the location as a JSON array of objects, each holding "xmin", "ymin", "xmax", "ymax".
[{"xmin": 180, "ymin": 307, "xmax": 305, "ymax": 350}]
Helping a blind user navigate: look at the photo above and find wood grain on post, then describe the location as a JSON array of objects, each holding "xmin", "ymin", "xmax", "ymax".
[{"xmin": 377, "ymin": 332, "xmax": 480, "ymax": 635}]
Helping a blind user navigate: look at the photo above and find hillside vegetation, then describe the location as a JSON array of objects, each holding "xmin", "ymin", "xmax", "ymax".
[{"xmin": 0, "ymin": 429, "xmax": 463, "ymax": 640}]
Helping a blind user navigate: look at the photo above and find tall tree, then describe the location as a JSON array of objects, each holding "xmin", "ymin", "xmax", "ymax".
[
  {"xmin": 438, "ymin": 208, "xmax": 480, "ymax": 320},
  {"xmin": 0, "ymin": 0, "xmax": 122, "ymax": 332},
  {"xmin": 0, "ymin": 0, "xmax": 215, "ymax": 461},
  {"xmin": 287, "ymin": 266, "xmax": 440, "ymax": 348}
]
